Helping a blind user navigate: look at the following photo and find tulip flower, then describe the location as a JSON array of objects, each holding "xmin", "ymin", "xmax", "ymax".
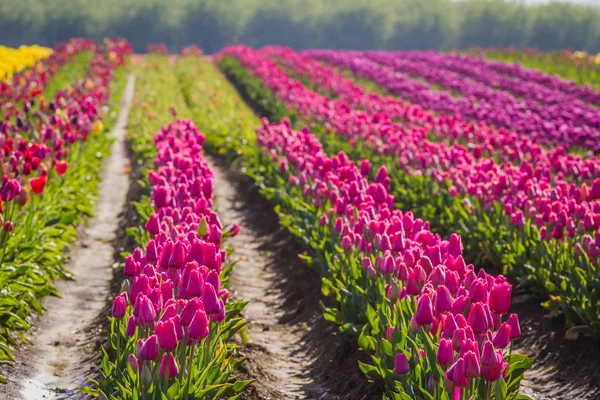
[
  {"xmin": 481, "ymin": 341, "xmax": 499, "ymax": 368},
  {"xmin": 155, "ymin": 318, "xmax": 179, "ymax": 352},
  {"xmin": 137, "ymin": 335, "xmax": 159, "ymax": 361},
  {"xmin": 489, "ymin": 282, "xmax": 512, "ymax": 314},
  {"xmin": 188, "ymin": 309, "xmax": 209, "ymax": 340},
  {"xmin": 463, "ymin": 351, "xmax": 481, "ymax": 378},
  {"xmin": 467, "ymin": 302, "xmax": 489, "ymax": 334},
  {"xmin": 437, "ymin": 338, "xmax": 454, "ymax": 367},
  {"xmin": 394, "ymin": 353, "xmax": 410, "ymax": 375},
  {"xmin": 415, "ymin": 294, "xmax": 434, "ymax": 326},
  {"xmin": 159, "ymin": 353, "xmax": 179, "ymax": 378},
  {"xmin": 203, "ymin": 283, "xmax": 220, "ymax": 315},
  {"xmin": 111, "ymin": 292, "xmax": 127, "ymax": 319},
  {"xmin": 508, "ymin": 313, "xmax": 521, "ymax": 339},
  {"xmin": 492, "ymin": 323, "xmax": 511, "ymax": 349}
]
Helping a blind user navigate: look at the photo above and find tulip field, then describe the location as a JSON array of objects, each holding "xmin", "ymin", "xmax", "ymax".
[{"xmin": 0, "ymin": 39, "xmax": 600, "ymax": 400}]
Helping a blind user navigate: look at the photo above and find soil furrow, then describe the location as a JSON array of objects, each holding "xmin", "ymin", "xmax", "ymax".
[{"xmin": 205, "ymin": 155, "xmax": 382, "ymax": 400}]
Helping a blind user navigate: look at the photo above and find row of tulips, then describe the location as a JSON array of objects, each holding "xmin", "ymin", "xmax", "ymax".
[
  {"xmin": 476, "ymin": 48, "xmax": 600, "ymax": 96},
  {"xmin": 216, "ymin": 46, "xmax": 600, "ymax": 335},
  {"xmin": 0, "ymin": 38, "xmax": 132, "ymax": 380},
  {"xmin": 89, "ymin": 55, "xmax": 249, "ymax": 399},
  {"xmin": 0, "ymin": 45, "xmax": 53, "ymax": 82},
  {"xmin": 172, "ymin": 51, "xmax": 532, "ymax": 399},
  {"xmin": 267, "ymin": 46, "xmax": 600, "ymax": 184},
  {"xmin": 249, "ymin": 118, "xmax": 531, "ymax": 399},
  {"xmin": 0, "ymin": 38, "xmax": 97, "ymax": 106},
  {"xmin": 407, "ymin": 51, "xmax": 600, "ymax": 108},
  {"xmin": 308, "ymin": 49, "xmax": 600, "ymax": 154}
]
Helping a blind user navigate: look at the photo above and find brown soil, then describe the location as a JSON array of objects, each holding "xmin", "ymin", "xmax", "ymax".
[
  {"xmin": 0, "ymin": 75, "xmax": 135, "ymax": 400},
  {"xmin": 206, "ymin": 155, "xmax": 382, "ymax": 400},
  {"xmin": 510, "ymin": 290, "xmax": 600, "ymax": 399}
]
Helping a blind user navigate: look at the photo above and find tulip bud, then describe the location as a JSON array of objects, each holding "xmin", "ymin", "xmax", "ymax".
[
  {"xmin": 111, "ymin": 292, "xmax": 128, "ymax": 319},
  {"xmin": 481, "ymin": 341, "xmax": 499, "ymax": 368},
  {"xmin": 415, "ymin": 294, "xmax": 434, "ymax": 326},
  {"xmin": 489, "ymin": 282, "xmax": 512, "ymax": 315},
  {"xmin": 508, "ymin": 313, "xmax": 521, "ymax": 339},
  {"xmin": 141, "ymin": 364, "xmax": 153, "ymax": 387},
  {"xmin": 160, "ymin": 353, "xmax": 179, "ymax": 378},
  {"xmin": 437, "ymin": 338, "xmax": 454, "ymax": 367},
  {"xmin": 128, "ymin": 354, "xmax": 139, "ymax": 373},
  {"xmin": 394, "ymin": 353, "xmax": 410, "ymax": 375}
]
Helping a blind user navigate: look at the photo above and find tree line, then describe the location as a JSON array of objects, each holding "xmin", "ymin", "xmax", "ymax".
[{"xmin": 2, "ymin": 0, "xmax": 600, "ymax": 53}]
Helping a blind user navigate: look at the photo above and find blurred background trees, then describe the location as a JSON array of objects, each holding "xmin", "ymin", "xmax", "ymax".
[{"xmin": 2, "ymin": 0, "xmax": 599, "ymax": 53}]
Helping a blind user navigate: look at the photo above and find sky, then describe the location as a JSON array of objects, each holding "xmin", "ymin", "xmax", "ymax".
[{"xmin": 522, "ymin": 0, "xmax": 599, "ymax": 5}]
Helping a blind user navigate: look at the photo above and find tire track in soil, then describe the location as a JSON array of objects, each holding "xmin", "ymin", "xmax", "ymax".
[
  {"xmin": 205, "ymin": 156, "xmax": 382, "ymax": 400},
  {"xmin": 0, "ymin": 74, "xmax": 135, "ymax": 400}
]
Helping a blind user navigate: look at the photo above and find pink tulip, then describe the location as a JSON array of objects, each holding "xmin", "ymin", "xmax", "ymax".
[
  {"xmin": 112, "ymin": 292, "xmax": 128, "ymax": 319},
  {"xmin": 437, "ymin": 338, "xmax": 454, "ymax": 367},
  {"xmin": 508, "ymin": 313, "xmax": 521, "ymax": 339},
  {"xmin": 202, "ymin": 283, "xmax": 220, "ymax": 315},
  {"xmin": 481, "ymin": 341, "xmax": 499, "ymax": 368},
  {"xmin": 463, "ymin": 351, "xmax": 480, "ymax": 378},
  {"xmin": 492, "ymin": 323, "xmax": 511, "ymax": 349},
  {"xmin": 489, "ymin": 282, "xmax": 512, "ymax": 314},
  {"xmin": 434, "ymin": 285, "xmax": 454, "ymax": 314},
  {"xmin": 394, "ymin": 353, "xmax": 410, "ymax": 375},
  {"xmin": 159, "ymin": 353, "xmax": 179, "ymax": 378},
  {"xmin": 137, "ymin": 335, "xmax": 159, "ymax": 361},
  {"xmin": 467, "ymin": 302, "xmax": 489, "ymax": 335},
  {"xmin": 188, "ymin": 309, "xmax": 209, "ymax": 340},
  {"xmin": 415, "ymin": 294, "xmax": 434, "ymax": 326},
  {"xmin": 155, "ymin": 318, "xmax": 179, "ymax": 352}
]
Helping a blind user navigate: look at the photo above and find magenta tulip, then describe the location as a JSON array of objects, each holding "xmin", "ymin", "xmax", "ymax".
[
  {"xmin": 489, "ymin": 282, "xmax": 512, "ymax": 315},
  {"xmin": 394, "ymin": 353, "xmax": 410, "ymax": 375}
]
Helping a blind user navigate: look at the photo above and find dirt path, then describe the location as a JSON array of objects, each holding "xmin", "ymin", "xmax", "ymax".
[
  {"xmin": 206, "ymin": 156, "xmax": 381, "ymax": 400},
  {"xmin": 0, "ymin": 74, "xmax": 135, "ymax": 400}
]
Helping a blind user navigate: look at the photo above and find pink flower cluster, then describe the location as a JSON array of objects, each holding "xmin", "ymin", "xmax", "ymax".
[
  {"xmin": 257, "ymin": 118, "xmax": 522, "ymax": 391},
  {"xmin": 302, "ymin": 48, "xmax": 600, "ymax": 178},
  {"xmin": 340, "ymin": 50, "xmax": 600, "ymax": 153},
  {"xmin": 112, "ymin": 120, "xmax": 237, "ymax": 378},
  {"xmin": 219, "ymin": 46, "xmax": 600, "ymax": 254}
]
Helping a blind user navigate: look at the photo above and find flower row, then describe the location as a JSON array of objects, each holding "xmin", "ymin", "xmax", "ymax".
[
  {"xmin": 217, "ymin": 46, "xmax": 600, "ymax": 335},
  {"xmin": 0, "ymin": 45, "xmax": 53, "ymax": 82},
  {"xmin": 90, "ymin": 53, "xmax": 248, "ymax": 400},
  {"xmin": 308, "ymin": 49, "xmax": 600, "ymax": 153},
  {"xmin": 252, "ymin": 117, "xmax": 530, "ymax": 399},
  {"xmin": 0, "ymin": 38, "xmax": 132, "ymax": 380},
  {"xmin": 269, "ymin": 46, "xmax": 600, "ymax": 184}
]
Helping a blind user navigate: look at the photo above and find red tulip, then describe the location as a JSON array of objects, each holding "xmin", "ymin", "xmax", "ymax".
[
  {"xmin": 29, "ymin": 176, "xmax": 47, "ymax": 194},
  {"xmin": 55, "ymin": 161, "xmax": 68, "ymax": 175}
]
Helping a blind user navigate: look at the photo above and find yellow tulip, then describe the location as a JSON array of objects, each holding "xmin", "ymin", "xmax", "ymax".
[{"xmin": 0, "ymin": 45, "xmax": 52, "ymax": 82}]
